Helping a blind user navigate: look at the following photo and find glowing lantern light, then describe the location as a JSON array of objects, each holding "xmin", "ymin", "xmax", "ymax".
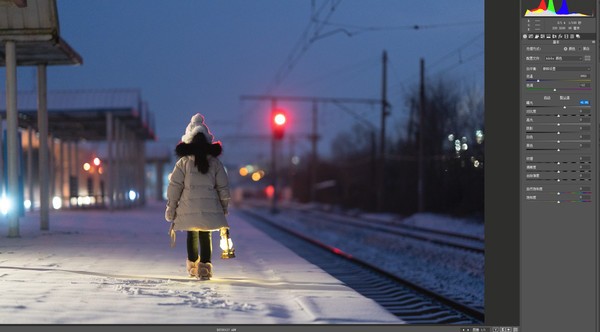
[{"xmin": 220, "ymin": 228, "xmax": 235, "ymax": 259}]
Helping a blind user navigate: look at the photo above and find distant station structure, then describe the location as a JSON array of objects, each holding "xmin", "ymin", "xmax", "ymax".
[
  {"xmin": 1, "ymin": 0, "xmax": 83, "ymax": 236},
  {"xmin": 145, "ymin": 141, "xmax": 172, "ymax": 202},
  {"xmin": 0, "ymin": 89, "xmax": 158, "ymax": 212},
  {"xmin": 0, "ymin": 0, "xmax": 167, "ymax": 239}
]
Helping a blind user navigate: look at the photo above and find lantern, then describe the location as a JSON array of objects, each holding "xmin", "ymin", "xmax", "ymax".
[{"xmin": 220, "ymin": 228, "xmax": 235, "ymax": 259}]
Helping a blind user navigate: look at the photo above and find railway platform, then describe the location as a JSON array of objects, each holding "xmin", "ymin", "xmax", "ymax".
[{"xmin": 0, "ymin": 200, "xmax": 402, "ymax": 325}]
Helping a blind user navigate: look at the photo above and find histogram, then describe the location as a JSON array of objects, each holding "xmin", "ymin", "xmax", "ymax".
[{"xmin": 524, "ymin": 0, "xmax": 593, "ymax": 16}]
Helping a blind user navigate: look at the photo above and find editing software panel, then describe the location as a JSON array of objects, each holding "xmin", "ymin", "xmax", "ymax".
[
  {"xmin": 520, "ymin": 0, "xmax": 598, "ymax": 330},
  {"xmin": 522, "ymin": 2, "xmax": 596, "ymax": 205}
]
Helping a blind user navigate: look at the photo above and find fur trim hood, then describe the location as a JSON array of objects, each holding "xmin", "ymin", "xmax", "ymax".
[{"xmin": 175, "ymin": 141, "xmax": 222, "ymax": 158}]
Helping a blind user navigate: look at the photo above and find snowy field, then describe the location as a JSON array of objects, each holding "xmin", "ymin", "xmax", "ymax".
[{"xmin": 0, "ymin": 201, "xmax": 401, "ymax": 325}]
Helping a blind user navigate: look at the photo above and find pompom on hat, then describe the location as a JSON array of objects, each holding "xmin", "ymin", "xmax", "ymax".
[{"xmin": 181, "ymin": 113, "xmax": 214, "ymax": 144}]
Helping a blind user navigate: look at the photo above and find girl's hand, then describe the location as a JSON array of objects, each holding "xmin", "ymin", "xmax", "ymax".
[{"xmin": 165, "ymin": 206, "xmax": 176, "ymax": 221}]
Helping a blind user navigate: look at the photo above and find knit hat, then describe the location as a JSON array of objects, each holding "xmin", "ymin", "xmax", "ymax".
[{"xmin": 181, "ymin": 113, "xmax": 214, "ymax": 144}]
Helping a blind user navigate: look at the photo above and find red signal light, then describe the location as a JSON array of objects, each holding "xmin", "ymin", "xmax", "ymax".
[
  {"xmin": 272, "ymin": 110, "xmax": 287, "ymax": 140},
  {"xmin": 274, "ymin": 113, "xmax": 286, "ymax": 126}
]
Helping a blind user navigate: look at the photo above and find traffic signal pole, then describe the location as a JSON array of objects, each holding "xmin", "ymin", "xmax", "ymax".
[{"xmin": 270, "ymin": 98, "xmax": 279, "ymax": 214}]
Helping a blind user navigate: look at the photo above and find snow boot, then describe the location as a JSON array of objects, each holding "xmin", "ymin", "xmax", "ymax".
[
  {"xmin": 198, "ymin": 262, "xmax": 213, "ymax": 280},
  {"xmin": 186, "ymin": 257, "xmax": 200, "ymax": 277}
]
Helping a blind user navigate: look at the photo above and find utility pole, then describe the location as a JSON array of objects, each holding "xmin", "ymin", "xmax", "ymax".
[
  {"xmin": 370, "ymin": 130, "xmax": 377, "ymax": 210},
  {"xmin": 418, "ymin": 58, "xmax": 425, "ymax": 212},
  {"xmin": 289, "ymin": 134, "xmax": 296, "ymax": 201},
  {"xmin": 310, "ymin": 100, "xmax": 318, "ymax": 202},
  {"xmin": 377, "ymin": 50, "xmax": 389, "ymax": 212}
]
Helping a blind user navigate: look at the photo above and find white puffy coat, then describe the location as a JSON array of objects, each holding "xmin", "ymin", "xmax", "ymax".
[{"xmin": 165, "ymin": 155, "xmax": 230, "ymax": 231}]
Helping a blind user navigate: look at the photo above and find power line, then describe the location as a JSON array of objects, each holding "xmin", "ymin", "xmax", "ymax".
[
  {"xmin": 427, "ymin": 32, "xmax": 484, "ymax": 70},
  {"xmin": 332, "ymin": 101, "xmax": 377, "ymax": 130},
  {"xmin": 286, "ymin": 28, "xmax": 483, "ymax": 102},
  {"xmin": 266, "ymin": 4, "xmax": 483, "ymax": 106},
  {"xmin": 432, "ymin": 50, "xmax": 484, "ymax": 77},
  {"xmin": 313, "ymin": 19, "xmax": 483, "ymax": 36},
  {"xmin": 385, "ymin": 32, "xmax": 483, "ymax": 94},
  {"xmin": 385, "ymin": 50, "xmax": 484, "ymax": 106},
  {"xmin": 267, "ymin": 0, "xmax": 343, "ymax": 92}
]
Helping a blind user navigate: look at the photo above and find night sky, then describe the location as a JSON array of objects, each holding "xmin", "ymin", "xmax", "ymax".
[{"xmin": 1, "ymin": 0, "xmax": 484, "ymax": 167}]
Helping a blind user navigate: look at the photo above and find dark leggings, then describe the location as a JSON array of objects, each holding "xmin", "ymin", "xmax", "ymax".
[{"xmin": 187, "ymin": 231, "xmax": 212, "ymax": 263}]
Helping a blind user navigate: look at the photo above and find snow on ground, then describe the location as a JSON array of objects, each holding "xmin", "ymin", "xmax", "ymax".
[
  {"xmin": 289, "ymin": 201, "xmax": 484, "ymax": 239},
  {"xmin": 0, "ymin": 201, "xmax": 401, "ymax": 325},
  {"xmin": 246, "ymin": 202, "xmax": 485, "ymax": 311},
  {"xmin": 397, "ymin": 213, "xmax": 484, "ymax": 239}
]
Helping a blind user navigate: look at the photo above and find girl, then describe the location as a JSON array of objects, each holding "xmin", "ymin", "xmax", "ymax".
[{"xmin": 165, "ymin": 113, "xmax": 231, "ymax": 280}]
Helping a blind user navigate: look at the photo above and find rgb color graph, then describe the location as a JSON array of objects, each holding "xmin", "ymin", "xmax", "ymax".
[{"xmin": 524, "ymin": 0, "xmax": 593, "ymax": 16}]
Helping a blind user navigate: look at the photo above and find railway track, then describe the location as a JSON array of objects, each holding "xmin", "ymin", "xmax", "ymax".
[
  {"xmin": 285, "ymin": 206, "xmax": 485, "ymax": 254},
  {"xmin": 239, "ymin": 207, "xmax": 484, "ymax": 324}
]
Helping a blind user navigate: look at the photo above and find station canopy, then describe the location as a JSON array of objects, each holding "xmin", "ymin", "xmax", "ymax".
[
  {"xmin": 0, "ymin": 1, "xmax": 154, "ymax": 142},
  {"xmin": 0, "ymin": 0, "xmax": 83, "ymax": 66}
]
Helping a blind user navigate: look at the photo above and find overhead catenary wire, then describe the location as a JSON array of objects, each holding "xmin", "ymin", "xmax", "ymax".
[
  {"xmin": 267, "ymin": 0, "xmax": 343, "ymax": 92},
  {"xmin": 385, "ymin": 31, "xmax": 484, "ymax": 97},
  {"xmin": 311, "ymin": 19, "xmax": 484, "ymax": 37},
  {"xmin": 426, "ymin": 32, "xmax": 484, "ymax": 70},
  {"xmin": 270, "ymin": 0, "xmax": 483, "ymax": 93},
  {"xmin": 241, "ymin": 3, "xmax": 483, "ymax": 164},
  {"xmin": 290, "ymin": 23, "xmax": 482, "ymax": 103},
  {"xmin": 332, "ymin": 101, "xmax": 378, "ymax": 130},
  {"xmin": 262, "ymin": 0, "xmax": 483, "ymax": 106},
  {"xmin": 291, "ymin": 22, "xmax": 483, "ymax": 97},
  {"xmin": 240, "ymin": 1, "xmax": 342, "ymax": 138},
  {"xmin": 432, "ymin": 50, "xmax": 484, "ymax": 77}
]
